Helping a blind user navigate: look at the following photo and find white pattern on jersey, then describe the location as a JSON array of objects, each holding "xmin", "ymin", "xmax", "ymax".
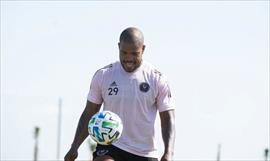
[{"xmin": 87, "ymin": 61, "xmax": 175, "ymax": 158}]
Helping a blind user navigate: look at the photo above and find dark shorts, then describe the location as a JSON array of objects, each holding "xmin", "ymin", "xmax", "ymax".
[{"xmin": 93, "ymin": 144, "xmax": 158, "ymax": 161}]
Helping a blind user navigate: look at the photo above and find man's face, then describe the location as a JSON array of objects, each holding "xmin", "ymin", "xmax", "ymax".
[{"xmin": 118, "ymin": 42, "xmax": 145, "ymax": 73}]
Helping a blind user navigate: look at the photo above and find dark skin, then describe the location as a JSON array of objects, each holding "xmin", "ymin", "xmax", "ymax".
[
  {"xmin": 64, "ymin": 27, "xmax": 176, "ymax": 161},
  {"xmin": 64, "ymin": 101, "xmax": 101, "ymax": 161},
  {"xmin": 160, "ymin": 110, "xmax": 175, "ymax": 161}
]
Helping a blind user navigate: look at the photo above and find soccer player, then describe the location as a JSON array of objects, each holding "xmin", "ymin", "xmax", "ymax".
[{"xmin": 64, "ymin": 27, "xmax": 175, "ymax": 161}]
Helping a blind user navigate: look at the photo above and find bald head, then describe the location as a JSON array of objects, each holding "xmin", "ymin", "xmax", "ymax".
[
  {"xmin": 118, "ymin": 27, "xmax": 145, "ymax": 73},
  {"xmin": 119, "ymin": 27, "xmax": 144, "ymax": 46}
]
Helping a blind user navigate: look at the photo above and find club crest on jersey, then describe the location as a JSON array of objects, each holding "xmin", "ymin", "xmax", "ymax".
[{"xmin": 139, "ymin": 82, "xmax": 150, "ymax": 92}]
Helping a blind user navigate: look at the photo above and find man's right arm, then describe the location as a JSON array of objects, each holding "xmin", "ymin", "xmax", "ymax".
[{"xmin": 64, "ymin": 100, "xmax": 101, "ymax": 161}]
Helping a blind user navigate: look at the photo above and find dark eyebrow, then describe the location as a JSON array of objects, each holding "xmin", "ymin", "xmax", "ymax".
[
  {"xmin": 120, "ymin": 50, "xmax": 127, "ymax": 53},
  {"xmin": 131, "ymin": 52, "xmax": 140, "ymax": 55},
  {"xmin": 120, "ymin": 50, "xmax": 140, "ymax": 55}
]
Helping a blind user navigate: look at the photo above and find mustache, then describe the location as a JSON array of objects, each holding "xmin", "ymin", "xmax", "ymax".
[{"xmin": 123, "ymin": 60, "xmax": 134, "ymax": 63}]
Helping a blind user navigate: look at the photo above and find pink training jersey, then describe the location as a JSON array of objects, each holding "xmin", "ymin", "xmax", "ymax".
[{"xmin": 87, "ymin": 61, "xmax": 175, "ymax": 158}]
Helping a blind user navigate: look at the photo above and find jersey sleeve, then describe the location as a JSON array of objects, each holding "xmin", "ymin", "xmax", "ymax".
[
  {"xmin": 87, "ymin": 70, "xmax": 103, "ymax": 104},
  {"xmin": 156, "ymin": 76, "xmax": 175, "ymax": 112}
]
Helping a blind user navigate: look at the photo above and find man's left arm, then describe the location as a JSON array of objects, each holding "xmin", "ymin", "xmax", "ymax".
[{"xmin": 159, "ymin": 109, "xmax": 175, "ymax": 161}]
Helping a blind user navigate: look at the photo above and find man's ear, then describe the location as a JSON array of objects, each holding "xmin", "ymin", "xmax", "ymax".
[
  {"xmin": 142, "ymin": 45, "xmax": 146, "ymax": 52},
  {"xmin": 118, "ymin": 42, "xmax": 120, "ymax": 49}
]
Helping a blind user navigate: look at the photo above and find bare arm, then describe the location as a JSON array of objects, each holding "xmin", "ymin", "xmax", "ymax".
[
  {"xmin": 64, "ymin": 101, "xmax": 101, "ymax": 161},
  {"xmin": 159, "ymin": 109, "xmax": 175, "ymax": 161}
]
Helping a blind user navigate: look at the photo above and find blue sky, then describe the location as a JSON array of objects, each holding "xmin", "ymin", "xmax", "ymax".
[{"xmin": 1, "ymin": 1, "xmax": 269, "ymax": 160}]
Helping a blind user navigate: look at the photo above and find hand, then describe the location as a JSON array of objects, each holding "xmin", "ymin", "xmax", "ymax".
[
  {"xmin": 160, "ymin": 152, "xmax": 173, "ymax": 161},
  {"xmin": 64, "ymin": 148, "xmax": 78, "ymax": 161}
]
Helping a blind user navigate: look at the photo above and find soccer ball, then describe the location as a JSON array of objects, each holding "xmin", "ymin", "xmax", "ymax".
[{"xmin": 88, "ymin": 110, "xmax": 123, "ymax": 145}]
